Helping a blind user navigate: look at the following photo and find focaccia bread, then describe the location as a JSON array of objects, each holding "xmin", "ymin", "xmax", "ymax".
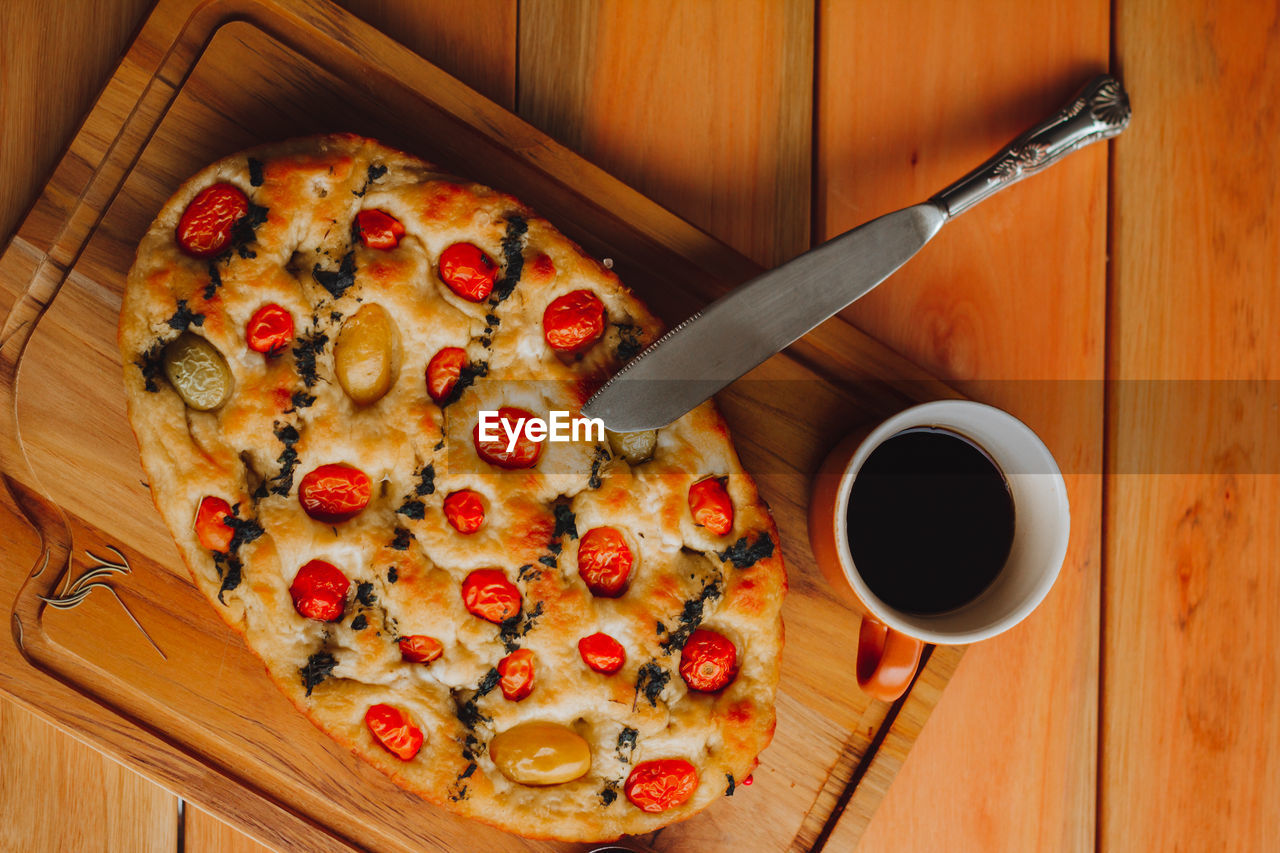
[{"xmin": 118, "ymin": 134, "xmax": 785, "ymax": 841}]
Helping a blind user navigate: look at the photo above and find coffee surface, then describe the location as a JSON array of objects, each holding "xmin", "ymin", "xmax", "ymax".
[{"xmin": 846, "ymin": 427, "xmax": 1014, "ymax": 615}]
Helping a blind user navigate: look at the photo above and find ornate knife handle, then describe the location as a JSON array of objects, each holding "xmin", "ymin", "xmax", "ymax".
[{"xmin": 931, "ymin": 74, "xmax": 1131, "ymax": 218}]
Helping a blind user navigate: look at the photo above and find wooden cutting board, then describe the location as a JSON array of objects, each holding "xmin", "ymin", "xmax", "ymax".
[{"xmin": 0, "ymin": 0, "xmax": 964, "ymax": 850}]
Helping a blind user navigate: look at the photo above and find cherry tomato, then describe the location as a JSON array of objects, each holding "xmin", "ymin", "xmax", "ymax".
[
  {"xmin": 461, "ymin": 569, "xmax": 521, "ymax": 624},
  {"xmin": 426, "ymin": 346, "xmax": 467, "ymax": 403},
  {"xmin": 194, "ymin": 496, "xmax": 235, "ymax": 553},
  {"xmin": 398, "ymin": 634, "xmax": 443, "ymax": 664},
  {"xmin": 439, "ymin": 242, "xmax": 498, "ymax": 302},
  {"xmin": 497, "ymin": 648, "xmax": 535, "ymax": 701},
  {"xmin": 289, "ymin": 559, "xmax": 350, "ymax": 622},
  {"xmin": 678, "ymin": 628, "xmax": 739, "ymax": 692},
  {"xmin": 245, "ymin": 303, "xmax": 294, "ymax": 356},
  {"xmin": 741, "ymin": 774, "xmax": 753, "ymax": 786},
  {"xmin": 365, "ymin": 703, "xmax": 423, "ymax": 760},
  {"xmin": 542, "ymin": 290, "xmax": 606, "ymax": 352},
  {"xmin": 354, "ymin": 209, "xmax": 405, "ymax": 250},
  {"xmin": 688, "ymin": 477, "xmax": 734, "ymax": 536},
  {"xmin": 443, "ymin": 489, "xmax": 485, "ymax": 534},
  {"xmin": 298, "ymin": 463, "xmax": 371, "ymax": 524},
  {"xmin": 578, "ymin": 632, "xmax": 626, "ymax": 674},
  {"xmin": 577, "ymin": 526, "xmax": 633, "ymax": 597},
  {"xmin": 472, "ymin": 406, "xmax": 542, "ymax": 469},
  {"xmin": 625, "ymin": 759, "xmax": 699, "ymax": 813},
  {"xmin": 176, "ymin": 183, "xmax": 249, "ymax": 258}
]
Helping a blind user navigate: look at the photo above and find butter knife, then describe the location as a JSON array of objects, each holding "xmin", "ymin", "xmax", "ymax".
[{"xmin": 582, "ymin": 74, "xmax": 1131, "ymax": 432}]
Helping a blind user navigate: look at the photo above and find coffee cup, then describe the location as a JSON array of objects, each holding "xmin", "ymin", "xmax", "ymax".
[{"xmin": 808, "ymin": 400, "xmax": 1070, "ymax": 701}]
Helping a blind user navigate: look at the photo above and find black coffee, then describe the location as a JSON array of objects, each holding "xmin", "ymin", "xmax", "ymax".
[{"xmin": 846, "ymin": 427, "xmax": 1014, "ymax": 615}]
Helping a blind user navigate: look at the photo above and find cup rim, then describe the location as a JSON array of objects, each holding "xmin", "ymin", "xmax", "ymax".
[{"xmin": 832, "ymin": 400, "xmax": 1070, "ymax": 644}]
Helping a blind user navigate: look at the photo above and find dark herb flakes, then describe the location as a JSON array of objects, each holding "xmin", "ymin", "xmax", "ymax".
[
  {"xmin": 229, "ymin": 201, "xmax": 269, "ymax": 253},
  {"xmin": 396, "ymin": 497, "xmax": 425, "ymax": 519},
  {"xmin": 300, "ymin": 651, "xmax": 337, "ymax": 696},
  {"xmin": 414, "ymin": 464, "xmax": 436, "ymax": 496},
  {"xmin": 718, "ymin": 532, "xmax": 775, "ymax": 569},
  {"xmin": 293, "ymin": 330, "xmax": 329, "ymax": 388},
  {"xmin": 350, "ymin": 614, "xmax": 368, "ymax": 631},
  {"xmin": 390, "ymin": 528, "xmax": 411, "ymax": 550},
  {"xmin": 203, "ymin": 261, "xmax": 222, "ymax": 299},
  {"xmin": 135, "ymin": 342, "xmax": 167, "ymax": 393},
  {"xmin": 387, "ymin": 566, "xmax": 399, "ymax": 584},
  {"xmin": 553, "ymin": 503, "xmax": 578, "ymax": 541},
  {"xmin": 166, "ymin": 300, "xmax": 204, "ymax": 331},
  {"xmin": 616, "ymin": 727, "xmax": 638, "ymax": 762},
  {"xmin": 537, "ymin": 554, "xmax": 558, "ymax": 568},
  {"xmin": 516, "ymin": 564, "xmax": 541, "ymax": 583},
  {"xmin": 660, "ymin": 578, "xmax": 723, "ymax": 652},
  {"xmin": 634, "ymin": 662, "xmax": 670, "ymax": 708},
  {"xmin": 491, "ymin": 214, "xmax": 527, "ymax": 303},
  {"xmin": 588, "ymin": 446, "xmax": 610, "ymax": 489},
  {"xmin": 313, "ymin": 251, "xmax": 357, "ymax": 299},
  {"xmin": 599, "ymin": 782, "xmax": 619, "ymax": 807},
  {"xmin": 247, "ymin": 157, "xmax": 264, "ymax": 187},
  {"xmin": 213, "ymin": 554, "xmax": 242, "ymax": 603},
  {"xmin": 725, "ymin": 773, "xmax": 736, "ymax": 796},
  {"xmin": 356, "ymin": 581, "xmax": 376, "ymax": 606},
  {"xmin": 289, "ymin": 390, "xmax": 316, "ymax": 411}
]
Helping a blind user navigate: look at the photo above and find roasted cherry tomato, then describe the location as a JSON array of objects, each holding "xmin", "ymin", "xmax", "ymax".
[
  {"xmin": 678, "ymin": 627, "xmax": 739, "ymax": 692},
  {"xmin": 443, "ymin": 489, "xmax": 485, "ymax": 534},
  {"xmin": 472, "ymin": 406, "xmax": 542, "ymax": 469},
  {"xmin": 245, "ymin": 303, "xmax": 294, "ymax": 356},
  {"xmin": 577, "ymin": 526, "xmax": 633, "ymax": 597},
  {"xmin": 289, "ymin": 559, "xmax": 350, "ymax": 622},
  {"xmin": 176, "ymin": 182, "xmax": 249, "ymax": 258},
  {"xmin": 625, "ymin": 759, "xmax": 699, "ymax": 813},
  {"xmin": 354, "ymin": 209, "xmax": 405, "ymax": 250},
  {"xmin": 439, "ymin": 242, "xmax": 498, "ymax": 302},
  {"xmin": 194, "ymin": 496, "xmax": 235, "ymax": 553},
  {"xmin": 298, "ymin": 463, "xmax": 371, "ymax": 524},
  {"xmin": 365, "ymin": 703, "xmax": 423, "ymax": 760},
  {"xmin": 461, "ymin": 569, "xmax": 521, "ymax": 624},
  {"xmin": 426, "ymin": 346, "xmax": 467, "ymax": 403},
  {"xmin": 398, "ymin": 634, "xmax": 444, "ymax": 664},
  {"xmin": 497, "ymin": 648, "xmax": 535, "ymax": 701},
  {"xmin": 543, "ymin": 290, "xmax": 606, "ymax": 352},
  {"xmin": 578, "ymin": 632, "xmax": 626, "ymax": 674},
  {"xmin": 741, "ymin": 775, "xmax": 753, "ymax": 786},
  {"xmin": 688, "ymin": 477, "xmax": 734, "ymax": 536}
]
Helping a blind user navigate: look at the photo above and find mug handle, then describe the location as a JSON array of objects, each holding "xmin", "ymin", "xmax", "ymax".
[{"xmin": 856, "ymin": 615, "xmax": 924, "ymax": 702}]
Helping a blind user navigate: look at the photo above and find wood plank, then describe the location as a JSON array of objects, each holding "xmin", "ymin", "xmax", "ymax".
[
  {"xmin": 814, "ymin": 2, "xmax": 1109, "ymax": 850},
  {"xmin": 0, "ymin": 696, "xmax": 178, "ymax": 852},
  {"xmin": 0, "ymin": 0, "xmax": 155, "ymax": 244},
  {"xmin": 1104, "ymin": 1, "xmax": 1280, "ymax": 849},
  {"xmin": 517, "ymin": 0, "xmax": 813, "ymax": 268},
  {"xmin": 187, "ymin": 805, "xmax": 278, "ymax": 853},
  {"xmin": 336, "ymin": 0, "xmax": 516, "ymax": 109}
]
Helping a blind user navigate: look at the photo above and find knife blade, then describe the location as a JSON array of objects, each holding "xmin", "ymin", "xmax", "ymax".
[{"xmin": 583, "ymin": 74, "xmax": 1130, "ymax": 433}]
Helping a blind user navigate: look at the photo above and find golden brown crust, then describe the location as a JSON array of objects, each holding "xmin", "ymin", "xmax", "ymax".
[{"xmin": 118, "ymin": 134, "xmax": 785, "ymax": 841}]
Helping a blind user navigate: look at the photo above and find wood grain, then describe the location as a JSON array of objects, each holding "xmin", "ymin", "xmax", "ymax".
[
  {"xmin": 336, "ymin": 0, "xmax": 516, "ymax": 109},
  {"xmin": 0, "ymin": 1, "xmax": 960, "ymax": 850},
  {"xmin": 186, "ymin": 805, "xmax": 276, "ymax": 853},
  {"xmin": 0, "ymin": 0, "xmax": 154, "ymax": 246},
  {"xmin": 517, "ymin": 0, "xmax": 813, "ymax": 268},
  {"xmin": 1104, "ymin": 1, "xmax": 1280, "ymax": 849},
  {"xmin": 0, "ymin": 697, "xmax": 178, "ymax": 852},
  {"xmin": 815, "ymin": 2, "xmax": 1109, "ymax": 850}
]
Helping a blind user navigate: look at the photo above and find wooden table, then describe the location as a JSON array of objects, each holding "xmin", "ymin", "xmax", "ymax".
[{"xmin": 1, "ymin": 1, "xmax": 1275, "ymax": 851}]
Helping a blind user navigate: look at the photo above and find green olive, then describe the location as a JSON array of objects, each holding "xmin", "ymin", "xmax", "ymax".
[
  {"xmin": 334, "ymin": 304, "xmax": 398, "ymax": 405},
  {"xmin": 163, "ymin": 332, "xmax": 232, "ymax": 410},
  {"xmin": 607, "ymin": 428, "xmax": 657, "ymax": 464},
  {"xmin": 489, "ymin": 721, "xmax": 592, "ymax": 786}
]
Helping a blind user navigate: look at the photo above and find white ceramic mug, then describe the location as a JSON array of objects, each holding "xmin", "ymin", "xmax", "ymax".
[{"xmin": 808, "ymin": 400, "xmax": 1070, "ymax": 700}]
